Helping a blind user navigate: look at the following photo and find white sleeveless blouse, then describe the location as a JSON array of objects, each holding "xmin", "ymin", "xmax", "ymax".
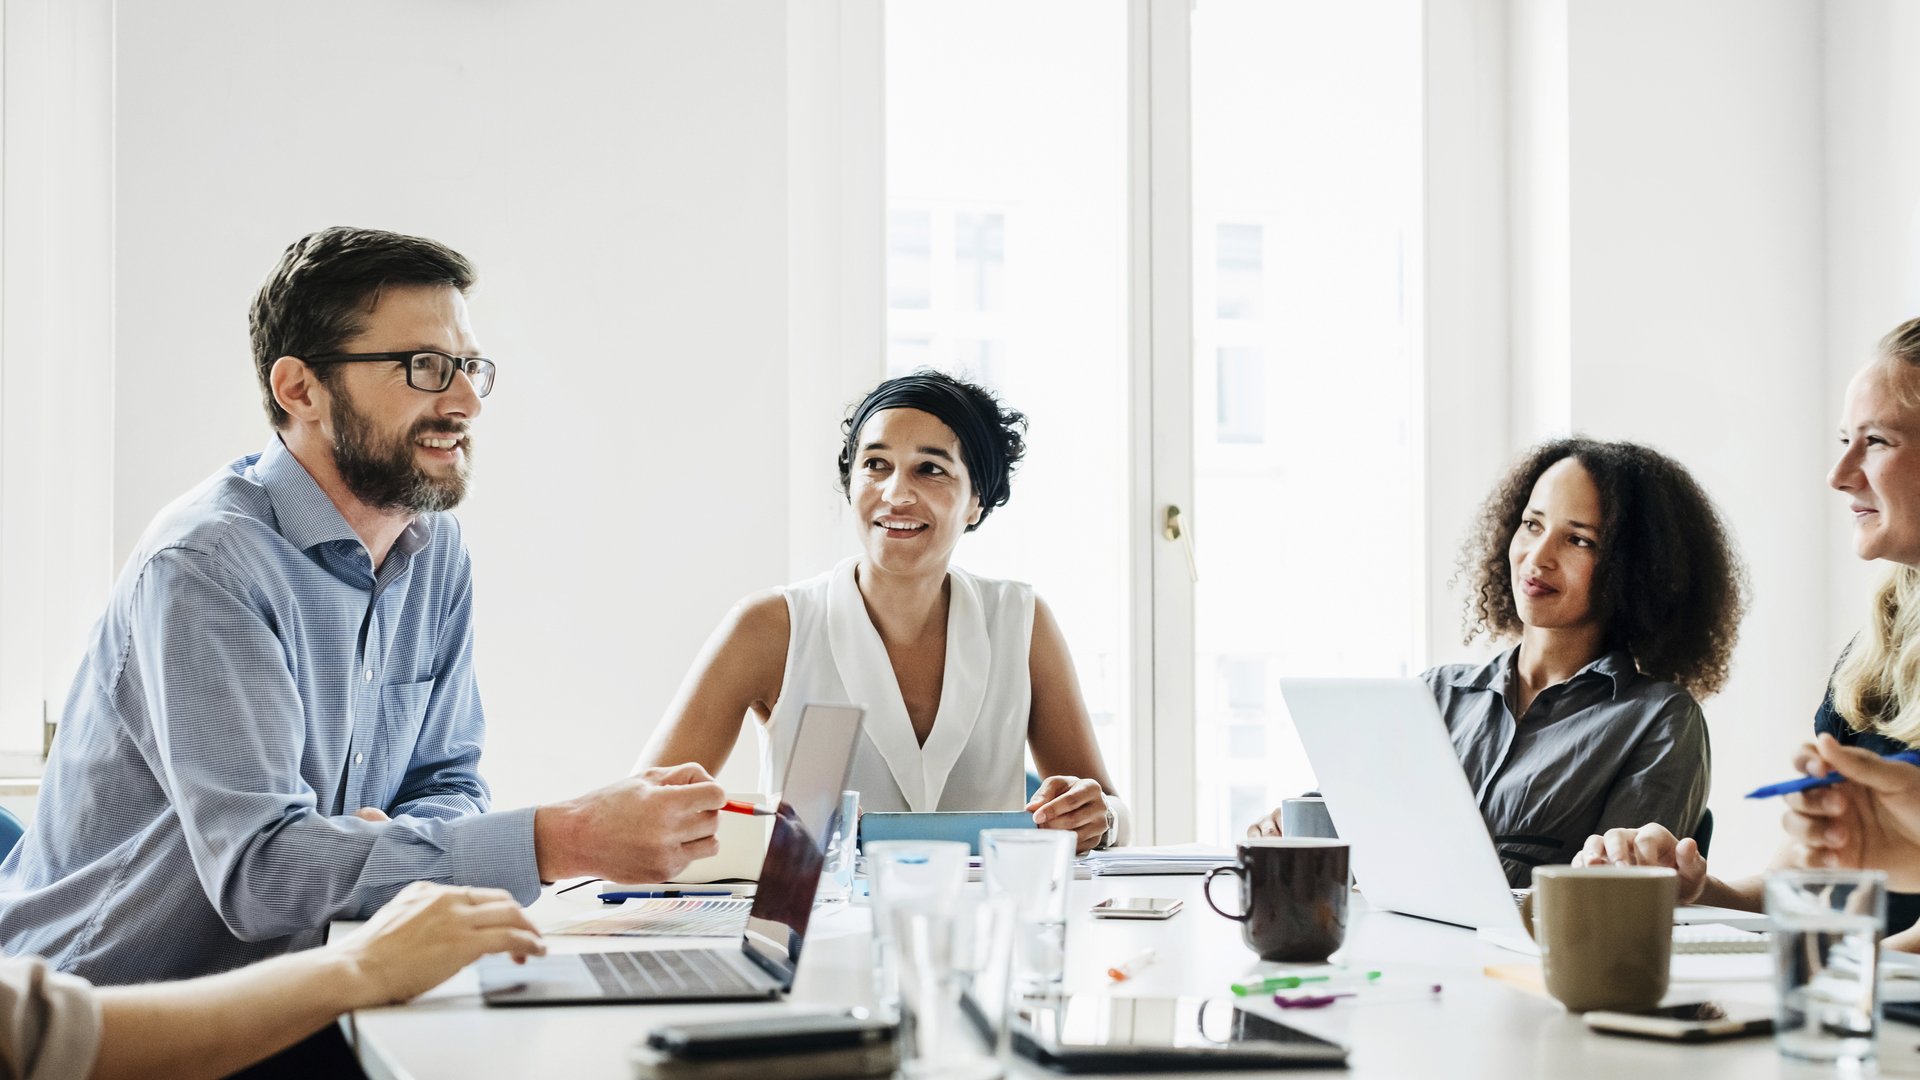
[{"xmin": 759, "ymin": 556, "xmax": 1035, "ymax": 813}]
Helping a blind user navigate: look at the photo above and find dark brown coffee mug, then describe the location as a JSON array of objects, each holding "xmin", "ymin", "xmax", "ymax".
[{"xmin": 1203, "ymin": 837, "xmax": 1349, "ymax": 962}]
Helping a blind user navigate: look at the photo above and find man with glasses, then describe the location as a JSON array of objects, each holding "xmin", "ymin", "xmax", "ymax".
[{"xmin": 0, "ymin": 228, "xmax": 724, "ymax": 1070}]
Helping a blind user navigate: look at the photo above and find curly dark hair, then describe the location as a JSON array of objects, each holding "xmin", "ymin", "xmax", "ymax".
[
  {"xmin": 836, "ymin": 369, "xmax": 1028, "ymax": 531},
  {"xmin": 1457, "ymin": 438, "xmax": 1747, "ymax": 698}
]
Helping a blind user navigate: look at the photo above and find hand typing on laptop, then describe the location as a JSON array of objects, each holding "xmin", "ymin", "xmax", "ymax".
[{"xmin": 1572, "ymin": 824, "xmax": 1710, "ymax": 905}]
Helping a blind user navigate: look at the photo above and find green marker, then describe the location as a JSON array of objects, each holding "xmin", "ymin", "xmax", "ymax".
[{"xmin": 1230, "ymin": 970, "xmax": 1380, "ymax": 996}]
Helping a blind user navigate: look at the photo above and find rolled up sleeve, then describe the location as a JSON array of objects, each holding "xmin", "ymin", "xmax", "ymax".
[{"xmin": 0, "ymin": 956, "xmax": 100, "ymax": 1080}]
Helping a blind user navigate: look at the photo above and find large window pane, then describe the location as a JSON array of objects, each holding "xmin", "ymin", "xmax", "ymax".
[
  {"xmin": 1191, "ymin": 0, "xmax": 1425, "ymax": 844},
  {"xmin": 885, "ymin": 3, "xmax": 1131, "ymax": 790}
]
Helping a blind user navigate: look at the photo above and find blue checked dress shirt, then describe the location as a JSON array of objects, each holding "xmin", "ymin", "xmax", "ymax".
[{"xmin": 0, "ymin": 437, "xmax": 541, "ymax": 984}]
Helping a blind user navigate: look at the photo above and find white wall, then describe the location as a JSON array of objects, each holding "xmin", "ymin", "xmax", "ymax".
[
  {"xmin": 1824, "ymin": 1, "xmax": 1920, "ymax": 648},
  {"xmin": 1429, "ymin": 1, "xmax": 1848, "ymax": 875},
  {"xmin": 1562, "ymin": 0, "xmax": 1829, "ymax": 875},
  {"xmin": 113, "ymin": 0, "xmax": 794, "ymax": 808}
]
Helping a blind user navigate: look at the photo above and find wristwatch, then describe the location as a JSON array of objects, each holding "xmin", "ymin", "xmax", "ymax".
[{"xmin": 1096, "ymin": 805, "xmax": 1118, "ymax": 850}]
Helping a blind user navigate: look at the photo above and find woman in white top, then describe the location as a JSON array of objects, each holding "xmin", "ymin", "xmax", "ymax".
[{"xmin": 639, "ymin": 371, "xmax": 1123, "ymax": 852}]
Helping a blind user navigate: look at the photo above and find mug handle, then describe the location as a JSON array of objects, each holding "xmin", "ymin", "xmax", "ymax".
[{"xmin": 1203, "ymin": 866, "xmax": 1248, "ymax": 922}]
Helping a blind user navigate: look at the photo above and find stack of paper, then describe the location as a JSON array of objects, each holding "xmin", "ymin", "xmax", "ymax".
[
  {"xmin": 1672, "ymin": 923, "xmax": 1769, "ymax": 954},
  {"xmin": 1081, "ymin": 843, "xmax": 1237, "ymax": 876}
]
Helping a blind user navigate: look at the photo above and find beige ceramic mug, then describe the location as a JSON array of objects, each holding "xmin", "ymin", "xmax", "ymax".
[{"xmin": 1521, "ymin": 865, "xmax": 1677, "ymax": 1013}]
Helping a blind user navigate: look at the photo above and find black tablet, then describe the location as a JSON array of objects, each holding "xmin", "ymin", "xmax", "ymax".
[{"xmin": 1011, "ymin": 995, "xmax": 1348, "ymax": 1072}]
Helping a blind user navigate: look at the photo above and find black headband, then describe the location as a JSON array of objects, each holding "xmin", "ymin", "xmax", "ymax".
[{"xmin": 843, "ymin": 375, "xmax": 1010, "ymax": 520}]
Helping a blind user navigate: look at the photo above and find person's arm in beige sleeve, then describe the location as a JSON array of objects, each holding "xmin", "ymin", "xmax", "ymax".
[{"xmin": 7, "ymin": 882, "xmax": 543, "ymax": 1080}]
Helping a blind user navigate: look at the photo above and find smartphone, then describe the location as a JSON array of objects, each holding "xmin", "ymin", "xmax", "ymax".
[
  {"xmin": 1584, "ymin": 1001, "xmax": 1773, "ymax": 1042},
  {"xmin": 1090, "ymin": 897, "xmax": 1182, "ymax": 919},
  {"xmin": 646, "ymin": 1011, "xmax": 893, "ymax": 1059}
]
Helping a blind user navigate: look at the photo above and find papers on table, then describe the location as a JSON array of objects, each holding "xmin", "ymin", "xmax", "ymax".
[
  {"xmin": 1081, "ymin": 843, "xmax": 1237, "ymax": 876},
  {"xmin": 550, "ymin": 898, "xmax": 753, "ymax": 937},
  {"xmin": 1672, "ymin": 923, "xmax": 1769, "ymax": 954}
]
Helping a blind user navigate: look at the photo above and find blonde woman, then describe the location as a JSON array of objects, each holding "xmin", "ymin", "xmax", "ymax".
[{"xmin": 1577, "ymin": 317, "xmax": 1920, "ymax": 944}]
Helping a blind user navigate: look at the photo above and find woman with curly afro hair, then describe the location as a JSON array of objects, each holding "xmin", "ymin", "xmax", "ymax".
[{"xmin": 1256, "ymin": 439, "xmax": 1746, "ymax": 886}]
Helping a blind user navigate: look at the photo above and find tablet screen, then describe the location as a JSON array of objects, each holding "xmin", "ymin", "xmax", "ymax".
[{"xmin": 1020, "ymin": 995, "xmax": 1338, "ymax": 1052}]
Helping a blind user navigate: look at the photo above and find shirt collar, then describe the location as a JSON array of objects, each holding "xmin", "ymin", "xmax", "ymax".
[
  {"xmin": 1444, "ymin": 643, "xmax": 1639, "ymax": 699},
  {"xmin": 253, "ymin": 436, "xmax": 434, "ymax": 557}
]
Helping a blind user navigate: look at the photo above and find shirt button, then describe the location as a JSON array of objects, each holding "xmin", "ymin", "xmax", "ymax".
[
  {"xmin": 364, "ymin": 669, "xmax": 373, "ymax": 682},
  {"xmin": 354, "ymin": 753, "xmax": 365, "ymax": 765}
]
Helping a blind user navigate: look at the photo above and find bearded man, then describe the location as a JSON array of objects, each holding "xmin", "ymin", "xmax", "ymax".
[{"xmin": 0, "ymin": 229, "xmax": 725, "ymax": 1000}]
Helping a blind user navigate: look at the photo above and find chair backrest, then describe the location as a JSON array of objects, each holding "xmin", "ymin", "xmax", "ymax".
[
  {"xmin": 1692, "ymin": 806, "xmax": 1714, "ymax": 859},
  {"xmin": 0, "ymin": 806, "xmax": 26, "ymax": 861}
]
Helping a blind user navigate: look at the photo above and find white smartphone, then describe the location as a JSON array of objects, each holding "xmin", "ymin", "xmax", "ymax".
[{"xmin": 1090, "ymin": 897, "xmax": 1182, "ymax": 920}]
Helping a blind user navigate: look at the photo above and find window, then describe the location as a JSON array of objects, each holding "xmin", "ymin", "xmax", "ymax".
[
  {"xmin": 878, "ymin": 0, "xmax": 1424, "ymax": 844},
  {"xmin": 1190, "ymin": 0, "xmax": 1424, "ymax": 844},
  {"xmin": 885, "ymin": 0, "xmax": 1132, "ymax": 790}
]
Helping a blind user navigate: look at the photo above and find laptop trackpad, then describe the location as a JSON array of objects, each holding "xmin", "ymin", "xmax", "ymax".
[{"xmin": 478, "ymin": 953, "xmax": 606, "ymax": 1002}]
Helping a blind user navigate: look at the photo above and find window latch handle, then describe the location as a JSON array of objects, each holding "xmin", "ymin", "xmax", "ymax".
[{"xmin": 1164, "ymin": 505, "xmax": 1199, "ymax": 582}]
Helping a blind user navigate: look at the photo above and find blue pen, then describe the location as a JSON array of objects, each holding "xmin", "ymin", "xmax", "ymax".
[
  {"xmin": 1744, "ymin": 750, "xmax": 1920, "ymax": 799},
  {"xmin": 599, "ymin": 890, "xmax": 736, "ymax": 902}
]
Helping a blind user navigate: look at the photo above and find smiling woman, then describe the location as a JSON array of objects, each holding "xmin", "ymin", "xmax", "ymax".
[
  {"xmin": 1252, "ymin": 438, "xmax": 1747, "ymax": 886},
  {"xmin": 637, "ymin": 371, "xmax": 1125, "ymax": 853}
]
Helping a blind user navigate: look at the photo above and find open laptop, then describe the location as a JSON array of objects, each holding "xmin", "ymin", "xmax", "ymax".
[
  {"xmin": 1279, "ymin": 679, "xmax": 1761, "ymax": 954},
  {"xmin": 479, "ymin": 702, "xmax": 864, "ymax": 1005}
]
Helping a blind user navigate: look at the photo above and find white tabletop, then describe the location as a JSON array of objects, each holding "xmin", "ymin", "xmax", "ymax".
[{"xmin": 344, "ymin": 875, "xmax": 1920, "ymax": 1079}]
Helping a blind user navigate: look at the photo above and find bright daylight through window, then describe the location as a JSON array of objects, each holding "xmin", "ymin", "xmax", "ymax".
[
  {"xmin": 1191, "ymin": 0, "xmax": 1425, "ymax": 843},
  {"xmin": 884, "ymin": 1, "xmax": 1132, "ymax": 790}
]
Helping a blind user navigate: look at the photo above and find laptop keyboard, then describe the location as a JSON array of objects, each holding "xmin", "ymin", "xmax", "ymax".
[{"xmin": 581, "ymin": 949, "xmax": 762, "ymax": 997}]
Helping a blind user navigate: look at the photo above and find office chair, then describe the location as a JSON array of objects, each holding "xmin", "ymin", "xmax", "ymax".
[{"xmin": 0, "ymin": 806, "xmax": 25, "ymax": 861}]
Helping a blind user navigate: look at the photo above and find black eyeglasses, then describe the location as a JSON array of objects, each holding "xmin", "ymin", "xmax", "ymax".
[{"xmin": 304, "ymin": 351, "xmax": 497, "ymax": 398}]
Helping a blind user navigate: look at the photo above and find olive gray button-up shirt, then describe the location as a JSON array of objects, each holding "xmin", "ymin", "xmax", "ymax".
[{"xmin": 1425, "ymin": 646, "xmax": 1710, "ymax": 888}]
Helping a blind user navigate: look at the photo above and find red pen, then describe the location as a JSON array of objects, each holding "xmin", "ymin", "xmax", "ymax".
[{"xmin": 723, "ymin": 800, "xmax": 777, "ymax": 816}]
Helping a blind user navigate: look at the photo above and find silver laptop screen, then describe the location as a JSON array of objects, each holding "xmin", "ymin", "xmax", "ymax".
[{"xmin": 741, "ymin": 703, "xmax": 864, "ymax": 980}]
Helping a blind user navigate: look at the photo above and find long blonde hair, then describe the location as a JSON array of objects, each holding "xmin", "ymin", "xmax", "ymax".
[{"xmin": 1833, "ymin": 318, "xmax": 1920, "ymax": 743}]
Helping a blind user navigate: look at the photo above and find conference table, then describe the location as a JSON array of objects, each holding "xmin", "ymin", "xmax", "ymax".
[{"xmin": 343, "ymin": 871, "xmax": 1920, "ymax": 1079}]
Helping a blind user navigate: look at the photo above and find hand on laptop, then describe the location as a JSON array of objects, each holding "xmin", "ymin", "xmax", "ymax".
[
  {"xmin": 1572, "ymin": 823, "xmax": 1709, "ymax": 905},
  {"xmin": 1779, "ymin": 734, "xmax": 1920, "ymax": 891},
  {"xmin": 336, "ymin": 882, "xmax": 545, "ymax": 1006},
  {"xmin": 1247, "ymin": 806, "xmax": 1283, "ymax": 838},
  {"xmin": 533, "ymin": 763, "xmax": 728, "ymax": 883}
]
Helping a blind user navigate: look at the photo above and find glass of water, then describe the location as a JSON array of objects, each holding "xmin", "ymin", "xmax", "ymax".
[
  {"xmin": 892, "ymin": 894, "xmax": 1016, "ymax": 1080},
  {"xmin": 1765, "ymin": 868, "xmax": 1888, "ymax": 1064},
  {"xmin": 867, "ymin": 841, "xmax": 971, "ymax": 1014},
  {"xmin": 981, "ymin": 829, "xmax": 1075, "ymax": 998},
  {"xmin": 815, "ymin": 790, "xmax": 860, "ymax": 904}
]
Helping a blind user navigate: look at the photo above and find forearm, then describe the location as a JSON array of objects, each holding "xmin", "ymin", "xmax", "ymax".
[
  {"xmin": 1697, "ymin": 873, "xmax": 1765, "ymax": 912},
  {"xmin": 92, "ymin": 948, "xmax": 369, "ymax": 1080},
  {"xmin": 220, "ymin": 807, "xmax": 541, "ymax": 934}
]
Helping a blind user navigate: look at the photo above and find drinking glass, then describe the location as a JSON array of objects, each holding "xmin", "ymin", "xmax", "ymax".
[
  {"xmin": 1765, "ymin": 869, "xmax": 1887, "ymax": 1065},
  {"xmin": 815, "ymin": 790, "xmax": 860, "ymax": 904},
  {"xmin": 981, "ymin": 829, "xmax": 1075, "ymax": 997},
  {"xmin": 867, "ymin": 840, "xmax": 970, "ymax": 1014},
  {"xmin": 893, "ymin": 894, "xmax": 1016, "ymax": 1080}
]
